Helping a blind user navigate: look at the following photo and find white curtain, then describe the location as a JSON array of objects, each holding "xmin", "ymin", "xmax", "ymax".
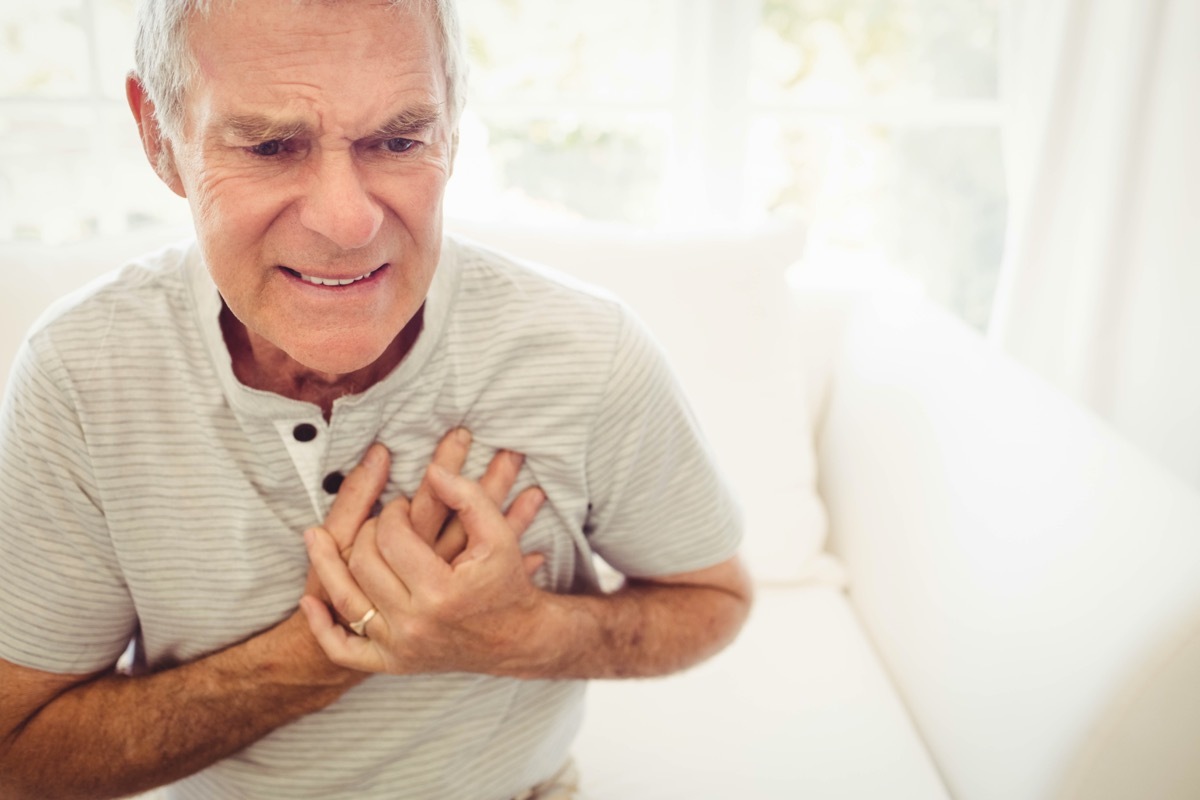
[{"xmin": 991, "ymin": 0, "xmax": 1200, "ymax": 490}]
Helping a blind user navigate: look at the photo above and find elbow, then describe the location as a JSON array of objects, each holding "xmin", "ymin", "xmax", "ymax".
[{"xmin": 723, "ymin": 559, "xmax": 755, "ymax": 642}]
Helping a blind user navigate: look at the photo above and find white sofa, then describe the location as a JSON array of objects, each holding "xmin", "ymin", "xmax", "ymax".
[{"xmin": 3, "ymin": 223, "xmax": 1200, "ymax": 800}]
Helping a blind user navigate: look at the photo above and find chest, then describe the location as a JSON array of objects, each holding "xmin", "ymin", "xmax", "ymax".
[{"xmin": 92, "ymin": 408, "xmax": 595, "ymax": 665}]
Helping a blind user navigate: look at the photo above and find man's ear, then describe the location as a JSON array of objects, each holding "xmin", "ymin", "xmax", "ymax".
[{"xmin": 125, "ymin": 73, "xmax": 186, "ymax": 198}]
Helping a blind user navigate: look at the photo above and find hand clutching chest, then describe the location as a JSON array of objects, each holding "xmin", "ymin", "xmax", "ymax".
[{"xmin": 299, "ymin": 428, "xmax": 551, "ymax": 676}]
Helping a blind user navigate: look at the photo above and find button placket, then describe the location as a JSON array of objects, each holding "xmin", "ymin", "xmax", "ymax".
[{"xmin": 273, "ymin": 418, "xmax": 331, "ymax": 522}]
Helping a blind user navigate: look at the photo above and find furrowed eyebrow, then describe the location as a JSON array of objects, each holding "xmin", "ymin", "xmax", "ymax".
[
  {"xmin": 214, "ymin": 104, "xmax": 441, "ymax": 143},
  {"xmin": 219, "ymin": 114, "xmax": 309, "ymax": 142},
  {"xmin": 374, "ymin": 104, "xmax": 443, "ymax": 138}
]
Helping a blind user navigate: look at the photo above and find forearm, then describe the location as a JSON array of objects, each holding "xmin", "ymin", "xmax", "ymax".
[
  {"xmin": 510, "ymin": 572, "xmax": 753, "ymax": 681},
  {"xmin": 301, "ymin": 464, "xmax": 754, "ymax": 681},
  {"xmin": 0, "ymin": 613, "xmax": 364, "ymax": 800}
]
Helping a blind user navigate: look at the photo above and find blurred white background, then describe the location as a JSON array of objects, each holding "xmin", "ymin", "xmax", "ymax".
[
  {"xmin": 0, "ymin": 0, "xmax": 1005, "ymax": 330},
  {"xmin": 4, "ymin": 0, "xmax": 1196, "ymax": 492}
]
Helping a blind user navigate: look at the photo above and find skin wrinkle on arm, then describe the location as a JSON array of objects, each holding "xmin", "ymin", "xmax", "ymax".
[
  {"xmin": 519, "ymin": 558, "xmax": 753, "ymax": 681},
  {"xmin": 554, "ymin": 575, "xmax": 750, "ymax": 675}
]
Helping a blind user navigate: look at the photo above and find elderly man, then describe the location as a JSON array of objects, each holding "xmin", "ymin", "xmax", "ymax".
[{"xmin": 0, "ymin": 1, "xmax": 751, "ymax": 798}]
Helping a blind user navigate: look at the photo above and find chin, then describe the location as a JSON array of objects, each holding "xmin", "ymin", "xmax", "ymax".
[{"xmin": 289, "ymin": 340, "xmax": 390, "ymax": 379}]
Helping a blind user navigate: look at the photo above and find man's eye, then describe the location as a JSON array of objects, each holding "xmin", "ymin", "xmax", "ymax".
[
  {"xmin": 249, "ymin": 140, "xmax": 283, "ymax": 157},
  {"xmin": 384, "ymin": 138, "xmax": 417, "ymax": 153}
]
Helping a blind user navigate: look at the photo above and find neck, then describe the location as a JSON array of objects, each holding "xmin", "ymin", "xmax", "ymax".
[{"xmin": 220, "ymin": 305, "xmax": 424, "ymax": 420}]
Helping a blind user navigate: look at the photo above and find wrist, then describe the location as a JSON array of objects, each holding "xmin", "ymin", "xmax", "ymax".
[
  {"xmin": 503, "ymin": 590, "xmax": 591, "ymax": 680},
  {"xmin": 258, "ymin": 611, "xmax": 366, "ymax": 693}
]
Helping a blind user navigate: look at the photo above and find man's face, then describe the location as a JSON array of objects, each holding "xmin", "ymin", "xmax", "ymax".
[{"xmin": 166, "ymin": 0, "xmax": 453, "ymax": 377}]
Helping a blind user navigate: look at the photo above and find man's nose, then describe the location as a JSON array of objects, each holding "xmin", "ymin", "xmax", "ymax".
[{"xmin": 298, "ymin": 152, "xmax": 384, "ymax": 250}]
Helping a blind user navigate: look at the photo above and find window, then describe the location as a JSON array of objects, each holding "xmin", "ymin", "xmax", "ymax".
[
  {"xmin": 0, "ymin": 0, "xmax": 1005, "ymax": 328},
  {"xmin": 753, "ymin": 0, "xmax": 1005, "ymax": 329}
]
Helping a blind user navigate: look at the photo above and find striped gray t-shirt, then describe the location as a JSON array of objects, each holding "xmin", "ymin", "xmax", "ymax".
[{"xmin": 0, "ymin": 235, "xmax": 742, "ymax": 799}]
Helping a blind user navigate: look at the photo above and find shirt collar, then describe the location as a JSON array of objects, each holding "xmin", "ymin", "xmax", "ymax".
[{"xmin": 183, "ymin": 237, "xmax": 462, "ymax": 421}]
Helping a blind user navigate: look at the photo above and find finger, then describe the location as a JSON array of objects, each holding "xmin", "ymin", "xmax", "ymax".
[
  {"xmin": 378, "ymin": 493, "xmax": 412, "ymax": 519},
  {"xmin": 478, "ymin": 450, "xmax": 525, "ymax": 505},
  {"xmin": 345, "ymin": 510, "xmax": 415, "ymax": 606},
  {"xmin": 452, "ymin": 486, "xmax": 546, "ymax": 567},
  {"xmin": 522, "ymin": 552, "xmax": 546, "ymax": 577},
  {"xmin": 374, "ymin": 492, "xmax": 453, "ymax": 591},
  {"xmin": 299, "ymin": 595, "xmax": 382, "ymax": 671},
  {"xmin": 505, "ymin": 485, "xmax": 546, "ymax": 538},
  {"xmin": 323, "ymin": 443, "xmax": 391, "ymax": 550},
  {"xmin": 339, "ymin": 495, "xmax": 410, "ymax": 563},
  {"xmin": 305, "ymin": 526, "xmax": 385, "ymax": 626},
  {"xmin": 303, "ymin": 563, "xmax": 329, "ymax": 605},
  {"xmin": 435, "ymin": 455, "xmax": 533, "ymax": 563},
  {"xmin": 432, "ymin": 518, "xmax": 467, "ymax": 563},
  {"xmin": 409, "ymin": 428, "xmax": 472, "ymax": 545},
  {"xmin": 448, "ymin": 489, "xmax": 546, "ymax": 569},
  {"xmin": 426, "ymin": 463, "xmax": 517, "ymax": 560}
]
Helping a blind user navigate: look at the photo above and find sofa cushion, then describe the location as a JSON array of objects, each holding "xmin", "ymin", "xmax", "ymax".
[
  {"xmin": 816, "ymin": 292, "xmax": 1200, "ymax": 800},
  {"xmin": 574, "ymin": 585, "xmax": 949, "ymax": 798}
]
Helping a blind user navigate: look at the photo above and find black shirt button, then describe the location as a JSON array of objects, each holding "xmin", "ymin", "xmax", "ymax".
[
  {"xmin": 322, "ymin": 471, "xmax": 345, "ymax": 494},
  {"xmin": 293, "ymin": 423, "xmax": 318, "ymax": 442}
]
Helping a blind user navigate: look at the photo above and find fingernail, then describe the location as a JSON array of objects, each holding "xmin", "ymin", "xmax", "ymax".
[
  {"xmin": 366, "ymin": 444, "xmax": 386, "ymax": 466},
  {"xmin": 455, "ymin": 427, "xmax": 472, "ymax": 445},
  {"xmin": 507, "ymin": 450, "xmax": 525, "ymax": 467},
  {"xmin": 303, "ymin": 528, "xmax": 316, "ymax": 547}
]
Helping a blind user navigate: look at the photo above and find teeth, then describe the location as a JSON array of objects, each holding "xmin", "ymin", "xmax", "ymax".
[{"xmin": 294, "ymin": 267, "xmax": 379, "ymax": 286}]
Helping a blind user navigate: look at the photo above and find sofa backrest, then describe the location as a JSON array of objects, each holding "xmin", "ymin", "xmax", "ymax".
[{"xmin": 813, "ymin": 291, "xmax": 1200, "ymax": 800}]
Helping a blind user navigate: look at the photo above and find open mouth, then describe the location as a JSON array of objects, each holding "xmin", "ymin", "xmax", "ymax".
[{"xmin": 283, "ymin": 264, "xmax": 386, "ymax": 287}]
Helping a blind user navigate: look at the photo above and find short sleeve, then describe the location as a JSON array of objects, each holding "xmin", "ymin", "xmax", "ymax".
[
  {"xmin": 583, "ymin": 308, "xmax": 743, "ymax": 578},
  {"xmin": 0, "ymin": 335, "xmax": 136, "ymax": 673}
]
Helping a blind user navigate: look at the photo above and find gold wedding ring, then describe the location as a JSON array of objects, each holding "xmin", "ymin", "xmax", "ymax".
[{"xmin": 348, "ymin": 607, "xmax": 377, "ymax": 636}]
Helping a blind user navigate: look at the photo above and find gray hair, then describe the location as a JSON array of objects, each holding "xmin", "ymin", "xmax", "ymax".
[{"xmin": 134, "ymin": 0, "xmax": 468, "ymax": 140}]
